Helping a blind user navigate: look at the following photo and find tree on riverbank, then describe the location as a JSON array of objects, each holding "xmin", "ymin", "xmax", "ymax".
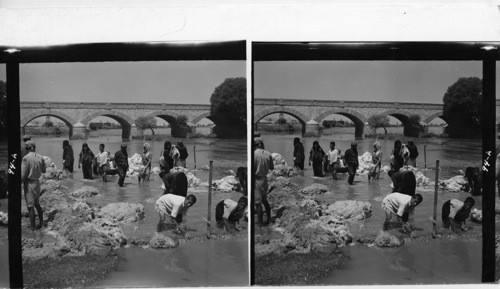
[
  {"xmin": 442, "ymin": 77, "xmax": 482, "ymax": 138},
  {"xmin": 171, "ymin": 115, "xmax": 192, "ymax": 138},
  {"xmin": 135, "ymin": 115, "xmax": 157, "ymax": 136},
  {"xmin": 210, "ymin": 77, "xmax": 246, "ymax": 138},
  {"xmin": 368, "ymin": 114, "xmax": 390, "ymax": 134}
]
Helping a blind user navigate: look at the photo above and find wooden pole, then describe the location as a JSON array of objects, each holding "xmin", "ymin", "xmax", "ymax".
[
  {"xmin": 207, "ymin": 160, "xmax": 213, "ymax": 239},
  {"xmin": 193, "ymin": 145, "xmax": 197, "ymax": 170},
  {"xmin": 424, "ymin": 145, "xmax": 427, "ymax": 169},
  {"xmin": 432, "ymin": 160, "xmax": 439, "ymax": 239}
]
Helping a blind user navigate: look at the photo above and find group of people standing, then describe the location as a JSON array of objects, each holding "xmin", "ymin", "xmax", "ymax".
[
  {"xmin": 293, "ymin": 138, "xmax": 419, "ymax": 185},
  {"xmin": 60, "ymin": 140, "xmax": 189, "ymax": 187}
]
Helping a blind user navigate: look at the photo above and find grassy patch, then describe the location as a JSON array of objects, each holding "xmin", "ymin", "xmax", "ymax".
[
  {"xmin": 23, "ymin": 251, "xmax": 120, "ymax": 288},
  {"xmin": 255, "ymin": 249, "xmax": 346, "ymax": 285}
]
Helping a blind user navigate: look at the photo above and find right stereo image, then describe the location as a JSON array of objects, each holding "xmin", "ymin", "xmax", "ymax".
[{"xmin": 251, "ymin": 42, "xmax": 499, "ymax": 285}]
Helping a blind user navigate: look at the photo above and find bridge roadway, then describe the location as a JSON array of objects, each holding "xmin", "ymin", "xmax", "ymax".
[{"xmin": 20, "ymin": 101, "xmax": 212, "ymax": 139}]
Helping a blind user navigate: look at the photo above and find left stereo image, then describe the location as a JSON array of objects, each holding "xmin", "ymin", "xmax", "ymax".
[{"xmin": 0, "ymin": 41, "xmax": 248, "ymax": 288}]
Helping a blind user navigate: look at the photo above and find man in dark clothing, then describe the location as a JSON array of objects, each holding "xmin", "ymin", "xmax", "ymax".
[
  {"xmin": 114, "ymin": 144, "xmax": 129, "ymax": 187},
  {"xmin": 236, "ymin": 166, "xmax": 247, "ymax": 195},
  {"xmin": 159, "ymin": 170, "xmax": 188, "ymax": 197},
  {"xmin": 344, "ymin": 142, "xmax": 359, "ymax": 185},
  {"xmin": 293, "ymin": 137, "xmax": 305, "ymax": 170},
  {"xmin": 160, "ymin": 141, "xmax": 174, "ymax": 173},
  {"xmin": 465, "ymin": 167, "xmax": 481, "ymax": 196},
  {"xmin": 62, "ymin": 140, "xmax": 74, "ymax": 173},
  {"xmin": 389, "ymin": 170, "xmax": 417, "ymax": 196}
]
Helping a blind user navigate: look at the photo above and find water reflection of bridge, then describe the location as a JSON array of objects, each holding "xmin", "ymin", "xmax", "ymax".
[
  {"xmin": 20, "ymin": 102, "xmax": 212, "ymax": 139},
  {"xmin": 254, "ymin": 98, "xmax": 448, "ymax": 137}
]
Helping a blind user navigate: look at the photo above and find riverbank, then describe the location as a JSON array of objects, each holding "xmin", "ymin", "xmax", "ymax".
[
  {"xmin": 23, "ymin": 251, "xmax": 120, "ymax": 288},
  {"xmin": 255, "ymin": 249, "xmax": 346, "ymax": 285}
]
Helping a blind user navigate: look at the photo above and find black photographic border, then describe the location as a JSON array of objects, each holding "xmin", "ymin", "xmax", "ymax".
[
  {"xmin": 251, "ymin": 41, "xmax": 500, "ymax": 284},
  {"xmin": 0, "ymin": 40, "xmax": 247, "ymax": 288}
]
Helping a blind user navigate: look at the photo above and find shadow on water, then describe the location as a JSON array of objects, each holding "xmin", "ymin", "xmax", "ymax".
[{"xmin": 260, "ymin": 129, "xmax": 482, "ymax": 284}]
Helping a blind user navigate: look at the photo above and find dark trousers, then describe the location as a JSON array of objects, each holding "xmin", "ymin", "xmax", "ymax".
[
  {"xmin": 441, "ymin": 200, "xmax": 451, "ymax": 223},
  {"xmin": 312, "ymin": 160, "xmax": 323, "ymax": 177},
  {"xmin": 63, "ymin": 162, "xmax": 73, "ymax": 173},
  {"xmin": 82, "ymin": 162, "xmax": 93, "ymax": 179},
  {"xmin": 117, "ymin": 166, "xmax": 126, "ymax": 187},
  {"xmin": 215, "ymin": 201, "xmax": 225, "ymax": 227},
  {"xmin": 347, "ymin": 165, "xmax": 356, "ymax": 184},
  {"xmin": 294, "ymin": 157, "xmax": 304, "ymax": 170}
]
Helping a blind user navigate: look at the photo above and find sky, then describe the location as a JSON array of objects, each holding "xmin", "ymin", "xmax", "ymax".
[
  {"xmin": 254, "ymin": 61, "xmax": 485, "ymax": 104},
  {"xmin": 0, "ymin": 61, "xmax": 243, "ymax": 125},
  {"xmin": 2, "ymin": 61, "xmax": 245, "ymax": 104}
]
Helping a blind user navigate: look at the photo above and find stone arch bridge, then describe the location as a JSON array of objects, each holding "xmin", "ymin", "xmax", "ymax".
[
  {"xmin": 254, "ymin": 98, "xmax": 447, "ymax": 137},
  {"xmin": 20, "ymin": 102, "xmax": 213, "ymax": 139}
]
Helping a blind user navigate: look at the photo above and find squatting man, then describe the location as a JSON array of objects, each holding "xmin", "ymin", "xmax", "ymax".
[{"xmin": 155, "ymin": 193, "xmax": 197, "ymax": 234}]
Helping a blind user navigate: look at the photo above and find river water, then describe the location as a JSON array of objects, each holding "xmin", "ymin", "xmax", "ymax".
[
  {"xmin": 18, "ymin": 135, "xmax": 248, "ymax": 287},
  {"xmin": 257, "ymin": 127, "xmax": 483, "ymax": 284}
]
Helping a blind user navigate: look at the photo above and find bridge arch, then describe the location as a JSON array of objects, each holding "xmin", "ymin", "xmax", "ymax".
[
  {"xmin": 143, "ymin": 110, "xmax": 191, "ymax": 138},
  {"xmin": 254, "ymin": 107, "xmax": 309, "ymax": 136},
  {"xmin": 191, "ymin": 112, "xmax": 215, "ymax": 126},
  {"xmin": 20, "ymin": 109, "xmax": 77, "ymax": 138},
  {"xmin": 423, "ymin": 112, "xmax": 447, "ymax": 125},
  {"xmin": 380, "ymin": 109, "xmax": 416, "ymax": 137},
  {"xmin": 81, "ymin": 110, "xmax": 134, "ymax": 139},
  {"xmin": 314, "ymin": 108, "xmax": 368, "ymax": 138}
]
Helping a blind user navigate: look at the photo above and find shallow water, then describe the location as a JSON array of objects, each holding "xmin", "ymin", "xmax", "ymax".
[
  {"xmin": 322, "ymin": 239, "xmax": 481, "ymax": 285},
  {"xmin": 258, "ymin": 129, "xmax": 482, "ymax": 284},
  {"xmin": 97, "ymin": 239, "xmax": 248, "ymax": 287},
  {"xmin": 21, "ymin": 136, "xmax": 248, "ymax": 287}
]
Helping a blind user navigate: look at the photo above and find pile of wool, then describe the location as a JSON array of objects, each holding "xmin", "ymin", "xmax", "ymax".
[
  {"xmin": 127, "ymin": 153, "xmax": 145, "ymax": 176},
  {"xmin": 439, "ymin": 175, "xmax": 468, "ymax": 192},
  {"xmin": 43, "ymin": 156, "xmax": 56, "ymax": 169},
  {"xmin": 271, "ymin": 153, "xmax": 287, "ymax": 166},
  {"xmin": 470, "ymin": 208, "xmax": 482, "ymax": 223},
  {"xmin": 212, "ymin": 175, "xmax": 240, "ymax": 192},
  {"xmin": 0, "ymin": 211, "xmax": 7, "ymax": 225},
  {"xmin": 356, "ymin": 151, "xmax": 374, "ymax": 174}
]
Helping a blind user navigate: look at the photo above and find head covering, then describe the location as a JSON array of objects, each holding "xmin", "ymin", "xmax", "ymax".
[
  {"xmin": 143, "ymin": 143, "xmax": 151, "ymax": 151},
  {"xmin": 25, "ymin": 140, "xmax": 36, "ymax": 150},
  {"xmin": 63, "ymin": 140, "xmax": 70, "ymax": 146},
  {"xmin": 373, "ymin": 141, "xmax": 381, "ymax": 150},
  {"xmin": 351, "ymin": 142, "xmax": 357, "ymax": 148},
  {"xmin": 22, "ymin": 135, "xmax": 32, "ymax": 142},
  {"xmin": 177, "ymin": 141, "xmax": 185, "ymax": 148},
  {"xmin": 293, "ymin": 137, "xmax": 300, "ymax": 143},
  {"xmin": 121, "ymin": 144, "xmax": 127, "ymax": 151}
]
